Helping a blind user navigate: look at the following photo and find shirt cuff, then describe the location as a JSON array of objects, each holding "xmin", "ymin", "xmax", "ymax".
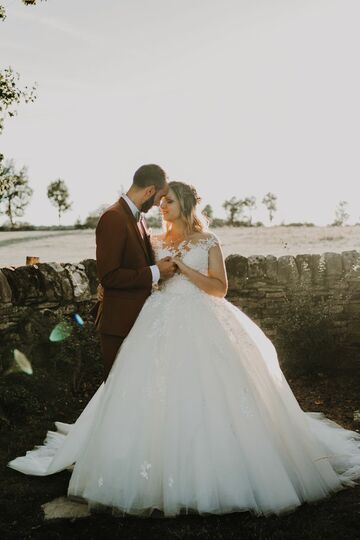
[{"xmin": 150, "ymin": 265, "xmax": 160, "ymax": 284}]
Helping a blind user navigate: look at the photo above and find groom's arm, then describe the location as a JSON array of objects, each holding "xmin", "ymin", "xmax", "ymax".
[{"xmin": 96, "ymin": 210, "xmax": 152, "ymax": 290}]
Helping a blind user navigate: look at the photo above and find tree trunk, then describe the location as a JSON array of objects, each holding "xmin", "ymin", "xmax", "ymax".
[{"xmin": 6, "ymin": 198, "xmax": 14, "ymax": 229}]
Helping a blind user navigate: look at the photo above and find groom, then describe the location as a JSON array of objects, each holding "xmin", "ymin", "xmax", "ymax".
[{"xmin": 93, "ymin": 164, "xmax": 176, "ymax": 381}]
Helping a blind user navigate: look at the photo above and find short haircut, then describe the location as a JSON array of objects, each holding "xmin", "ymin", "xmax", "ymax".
[{"xmin": 133, "ymin": 164, "xmax": 167, "ymax": 191}]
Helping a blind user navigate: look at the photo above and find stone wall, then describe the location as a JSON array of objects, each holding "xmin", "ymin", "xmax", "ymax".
[
  {"xmin": 1, "ymin": 250, "xmax": 360, "ymax": 359},
  {"xmin": 225, "ymin": 250, "xmax": 360, "ymax": 349},
  {"xmin": 0, "ymin": 260, "xmax": 98, "ymax": 354}
]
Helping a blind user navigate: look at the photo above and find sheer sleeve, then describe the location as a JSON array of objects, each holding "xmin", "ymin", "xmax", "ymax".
[{"xmin": 201, "ymin": 233, "xmax": 221, "ymax": 250}]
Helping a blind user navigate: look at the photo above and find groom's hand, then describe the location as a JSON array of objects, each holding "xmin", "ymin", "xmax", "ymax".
[{"xmin": 157, "ymin": 257, "xmax": 176, "ymax": 281}]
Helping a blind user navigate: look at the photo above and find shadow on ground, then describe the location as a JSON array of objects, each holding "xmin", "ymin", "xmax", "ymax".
[{"xmin": 1, "ymin": 367, "xmax": 360, "ymax": 539}]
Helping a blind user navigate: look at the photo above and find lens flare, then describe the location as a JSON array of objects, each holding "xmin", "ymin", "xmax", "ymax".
[
  {"xmin": 49, "ymin": 321, "xmax": 73, "ymax": 342},
  {"xmin": 4, "ymin": 349, "xmax": 33, "ymax": 376},
  {"xmin": 72, "ymin": 313, "xmax": 84, "ymax": 326}
]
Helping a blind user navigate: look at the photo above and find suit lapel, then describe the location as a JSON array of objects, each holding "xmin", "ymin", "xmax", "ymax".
[
  {"xmin": 118, "ymin": 198, "xmax": 151, "ymax": 262},
  {"xmin": 141, "ymin": 218, "xmax": 155, "ymax": 265}
]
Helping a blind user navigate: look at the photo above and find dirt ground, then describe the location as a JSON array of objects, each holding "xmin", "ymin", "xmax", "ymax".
[
  {"xmin": 1, "ymin": 225, "xmax": 360, "ymax": 267},
  {"xmin": 1, "ymin": 369, "xmax": 360, "ymax": 540}
]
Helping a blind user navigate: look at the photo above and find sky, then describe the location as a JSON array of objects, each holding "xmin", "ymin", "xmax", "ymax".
[{"xmin": 1, "ymin": 0, "xmax": 360, "ymax": 226}]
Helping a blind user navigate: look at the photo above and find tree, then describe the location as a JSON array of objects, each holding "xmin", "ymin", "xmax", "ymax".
[
  {"xmin": 202, "ymin": 204, "xmax": 214, "ymax": 220},
  {"xmin": 222, "ymin": 197, "xmax": 257, "ymax": 226},
  {"xmin": 0, "ymin": 158, "xmax": 14, "ymax": 199},
  {"xmin": 222, "ymin": 197, "xmax": 244, "ymax": 225},
  {"xmin": 332, "ymin": 200, "xmax": 350, "ymax": 226},
  {"xmin": 0, "ymin": 159, "xmax": 33, "ymax": 228},
  {"xmin": 0, "ymin": 1, "xmax": 41, "ymax": 21},
  {"xmin": 0, "ymin": 67, "xmax": 37, "ymax": 134},
  {"xmin": 242, "ymin": 196, "xmax": 257, "ymax": 225},
  {"xmin": 262, "ymin": 192, "xmax": 277, "ymax": 224},
  {"xmin": 47, "ymin": 179, "xmax": 72, "ymax": 225},
  {"xmin": 1, "ymin": 2, "xmax": 38, "ymax": 133},
  {"xmin": 83, "ymin": 204, "xmax": 108, "ymax": 229}
]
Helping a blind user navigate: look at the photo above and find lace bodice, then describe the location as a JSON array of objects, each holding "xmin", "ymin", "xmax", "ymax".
[{"xmin": 150, "ymin": 233, "xmax": 220, "ymax": 296}]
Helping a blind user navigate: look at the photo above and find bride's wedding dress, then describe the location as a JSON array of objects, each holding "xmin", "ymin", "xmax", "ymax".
[{"xmin": 7, "ymin": 235, "xmax": 360, "ymax": 517}]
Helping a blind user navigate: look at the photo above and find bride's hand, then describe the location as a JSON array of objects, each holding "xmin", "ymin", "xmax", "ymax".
[
  {"xmin": 172, "ymin": 256, "xmax": 186, "ymax": 273},
  {"xmin": 97, "ymin": 283, "xmax": 104, "ymax": 302}
]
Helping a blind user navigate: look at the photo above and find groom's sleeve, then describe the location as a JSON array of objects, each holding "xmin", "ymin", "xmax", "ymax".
[
  {"xmin": 96, "ymin": 211, "xmax": 152, "ymax": 290},
  {"xmin": 150, "ymin": 265, "xmax": 160, "ymax": 284}
]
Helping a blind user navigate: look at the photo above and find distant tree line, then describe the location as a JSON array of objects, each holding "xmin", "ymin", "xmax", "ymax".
[{"xmin": 0, "ymin": 156, "xmax": 358, "ymax": 230}]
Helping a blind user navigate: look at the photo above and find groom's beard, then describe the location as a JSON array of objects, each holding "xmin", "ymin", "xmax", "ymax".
[{"xmin": 141, "ymin": 193, "xmax": 156, "ymax": 213}]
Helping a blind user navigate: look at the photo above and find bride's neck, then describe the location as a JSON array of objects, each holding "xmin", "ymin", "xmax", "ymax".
[{"xmin": 167, "ymin": 220, "xmax": 188, "ymax": 240}]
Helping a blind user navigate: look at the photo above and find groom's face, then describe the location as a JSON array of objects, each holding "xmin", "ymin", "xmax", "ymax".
[
  {"xmin": 141, "ymin": 183, "xmax": 169, "ymax": 213},
  {"xmin": 141, "ymin": 193, "xmax": 156, "ymax": 213}
]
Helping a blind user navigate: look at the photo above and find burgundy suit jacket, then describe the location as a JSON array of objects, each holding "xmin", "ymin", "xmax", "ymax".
[{"xmin": 93, "ymin": 198, "xmax": 155, "ymax": 337}]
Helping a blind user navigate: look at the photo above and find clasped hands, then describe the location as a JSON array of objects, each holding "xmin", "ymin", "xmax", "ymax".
[{"xmin": 96, "ymin": 256, "xmax": 185, "ymax": 302}]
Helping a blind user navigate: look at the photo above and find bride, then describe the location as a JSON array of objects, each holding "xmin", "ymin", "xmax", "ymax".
[{"xmin": 7, "ymin": 181, "xmax": 360, "ymax": 518}]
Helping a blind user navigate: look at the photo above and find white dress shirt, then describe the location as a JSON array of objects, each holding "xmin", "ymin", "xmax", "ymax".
[{"xmin": 121, "ymin": 194, "xmax": 160, "ymax": 284}]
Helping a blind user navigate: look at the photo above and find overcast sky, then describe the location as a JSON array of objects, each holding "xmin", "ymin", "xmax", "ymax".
[{"xmin": 1, "ymin": 0, "xmax": 360, "ymax": 226}]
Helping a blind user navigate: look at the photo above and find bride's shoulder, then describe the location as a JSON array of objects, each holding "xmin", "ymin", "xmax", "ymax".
[{"xmin": 191, "ymin": 231, "xmax": 220, "ymax": 249}]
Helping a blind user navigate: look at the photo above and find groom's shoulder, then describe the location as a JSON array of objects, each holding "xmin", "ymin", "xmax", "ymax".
[
  {"xmin": 96, "ymin": 201, "xmax": 128, "ymax": 230},
  {"xmin": 101, "ymin": 200, "xmax": 129, "ymax": 218}
]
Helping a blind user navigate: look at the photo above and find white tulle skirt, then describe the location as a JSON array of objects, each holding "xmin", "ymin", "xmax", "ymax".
[{"xmin": 7, "ymin": 283, "xmax": 360, "ymax": 517}]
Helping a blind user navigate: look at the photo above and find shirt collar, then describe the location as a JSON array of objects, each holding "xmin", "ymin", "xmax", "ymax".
[{"xmin": 121, "ymin": 193, "xmax": 141, "ymax": 219}]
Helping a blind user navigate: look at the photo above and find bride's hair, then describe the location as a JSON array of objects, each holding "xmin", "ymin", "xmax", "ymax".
[{"xmin": 164, "ymin": 181, "xmax": 209, "ymax": 235}]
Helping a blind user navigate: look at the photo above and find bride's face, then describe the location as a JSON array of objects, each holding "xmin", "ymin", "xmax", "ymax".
[{"xmin": 160, "ymin": 188, "xmax": 181, "ymax": 223}]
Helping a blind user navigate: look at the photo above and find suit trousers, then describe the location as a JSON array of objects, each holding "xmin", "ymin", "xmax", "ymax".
[{"xmin": 100, "ymin": 333, "xmax": 125, "ymax": 382}]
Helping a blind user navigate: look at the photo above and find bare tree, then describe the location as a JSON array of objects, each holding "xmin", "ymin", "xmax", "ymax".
[
  {"xmin": 47, "ymin": 179, "xmax": 72, "ymax": 225},
  {"xmin": 0, "ymin": 159, "xmax": 33, "ymax": 228},
  {"xmin": 262, "ymin": 192, "xmax": 277, "ymax": 224},
  {"xmin": 333, "ymin": 200, "xmax": 350, "ymax": 226},
  {"xmin": 202, "ymin": 204, "xmax": 214, "ymax": 220}
]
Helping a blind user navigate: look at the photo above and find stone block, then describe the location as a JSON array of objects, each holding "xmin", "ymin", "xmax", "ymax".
[
  {"xmin": 247, "ymin": 255, "xmax": 266, "ymax": 279},
  {"xmin": 37, "ymin": 262, "xmax": 73, "ymax": 302},
  {"xmin": 311, "ymin": 254, "xmax": 326, "ymax": 285},
  {"xmin": 265, "ymin": 291, "xmax": 286, "ymax": 299},
  {"xmin": 277, "ymin": 256, "xmax": 299, "ymax": 285},
  {"xmin": 242, "ymin": 299, "xmax": 265, "ymax": 309},
  {"xmin": 344, "ymin": 302, "xmax": 360, "ymax": 316},
  {"xmin": 342, "ymin": 250, "xmax": 360, "ymax": 273},
  {"xmin": 265, "ymin": 255, "xmax": 278, "ymax": 281},
  {"xmin": 1, "ymin": 265, "xmax": 46, "ymax": 305},
  {"xmin": 64, "ymin": 263, "xmax": 91, "ymax": 301},
  {"xmin": 295, "ymin": 254, "xmax": 313, "ymax": 284},
  {"xmin": 225, "ymin": 255, "xmax": 248, "ymax": 291},
  {"xmin": 80, "ymin": 259, "xmax": 99, "ymax": 296},
  {"xmin": 324, "ymin": 252, "xmax": 343, "ymax": 283},
  {"xmin": 0, "ymin": 271, "xmax": 12, "ymax": 304}
]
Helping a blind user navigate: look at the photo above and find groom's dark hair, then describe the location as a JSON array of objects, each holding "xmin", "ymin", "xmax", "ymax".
[{"xmin": 133, "ymin": 164, "xmax": 167, "ymax": 191}]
